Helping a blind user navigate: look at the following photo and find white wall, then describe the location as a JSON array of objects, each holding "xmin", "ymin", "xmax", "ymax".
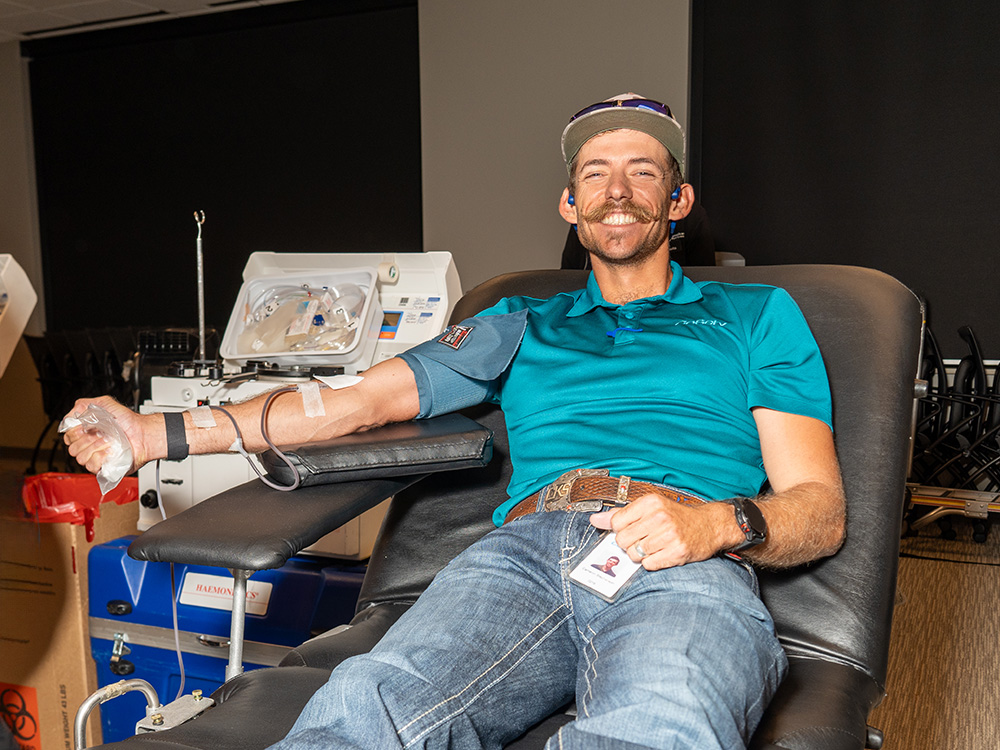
[
  {"xmin": 419, "ymin": 0, "xmax": 691, "ymax": 291},
  {"xmin": 0, "ymin": 40, "xmax": 42, "ymax": 335},
  {"xmin": 0, "ymin": 40, "xmax": 47, "ymax": 450}
]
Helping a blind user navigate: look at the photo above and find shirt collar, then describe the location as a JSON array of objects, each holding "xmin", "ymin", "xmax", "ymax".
[{"xmin": 566, "ymin": 261, "xmax": 704, "ymax": 317}]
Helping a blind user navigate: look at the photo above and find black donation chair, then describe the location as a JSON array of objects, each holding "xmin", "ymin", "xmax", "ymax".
[{"xmin": 86, "ymin": 265, "xmax": 923, "ymax": 750}]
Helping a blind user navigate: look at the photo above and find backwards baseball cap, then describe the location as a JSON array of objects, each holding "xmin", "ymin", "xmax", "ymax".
[{"xmin": 561, "ymin": 92, "xmax": 685, "ymax": 175}]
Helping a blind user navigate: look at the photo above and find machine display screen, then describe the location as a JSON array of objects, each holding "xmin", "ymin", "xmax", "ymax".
[{"xmin": 380, "ymin": 311, "xmax": 403, "ymax": 340}]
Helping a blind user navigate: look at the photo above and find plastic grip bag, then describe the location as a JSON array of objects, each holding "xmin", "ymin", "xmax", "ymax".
[{"xmin": 58, "ymin": 404, "xmax": 134, "ymax": 496}]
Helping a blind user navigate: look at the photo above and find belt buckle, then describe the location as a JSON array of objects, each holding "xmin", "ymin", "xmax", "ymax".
[{"xmin": 539, "ymin": 468, "xmax": 609, "ymax": 513}]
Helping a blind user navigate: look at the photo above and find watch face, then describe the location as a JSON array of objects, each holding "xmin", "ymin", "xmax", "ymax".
[{"xmin": 743, "ymin": 498, "xmax": 767, "ymax": 535}]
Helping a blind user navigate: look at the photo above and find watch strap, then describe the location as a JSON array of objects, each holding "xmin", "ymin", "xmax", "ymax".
[{"xmin": 722, "ymin": 496, "xmax": 767, "ymax": 551}]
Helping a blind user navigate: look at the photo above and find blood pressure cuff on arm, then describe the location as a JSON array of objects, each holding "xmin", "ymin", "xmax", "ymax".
[{"xmin": 398, "ymin": 309, "xmax": 528, "ymax": 418}]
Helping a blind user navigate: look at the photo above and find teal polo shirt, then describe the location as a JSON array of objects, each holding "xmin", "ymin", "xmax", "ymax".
[{"xmin": 475, "ymin": 263, "xmax": 832, "ymax": 526}]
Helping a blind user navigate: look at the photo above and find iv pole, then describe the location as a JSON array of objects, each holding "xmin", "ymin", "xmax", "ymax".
[{"xmin": 194, "ymin": 211, "xmax": 207, "ymax": 362}]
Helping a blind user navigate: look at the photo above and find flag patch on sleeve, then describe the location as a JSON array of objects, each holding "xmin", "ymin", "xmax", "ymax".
[{"xmin": 438, "ymin": 324, "xmax": 474, "ymax": 350}]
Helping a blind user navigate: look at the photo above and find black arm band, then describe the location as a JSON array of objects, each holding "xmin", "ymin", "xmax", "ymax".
[{"xmin": 163, "ymin": 411, "xmax": 189, "ymax": 461}]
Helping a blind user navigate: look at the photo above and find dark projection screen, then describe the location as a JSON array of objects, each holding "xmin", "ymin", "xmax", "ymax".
[
  {"xmin": 25, "ymin": 0, "xmax": 421, "ymax": 334},
  {"xmin": 691, "ymin": 2, "xmax": 999, "ymax": 359}
]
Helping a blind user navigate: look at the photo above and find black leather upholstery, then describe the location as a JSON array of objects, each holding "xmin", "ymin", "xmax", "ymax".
[
  {"xmin": 260, "ymin": 413, "xmax": 494, "ymax": 486},
  {"xmin": 90, "ymin": 265, "xmax": 921, "ymax": 750}
]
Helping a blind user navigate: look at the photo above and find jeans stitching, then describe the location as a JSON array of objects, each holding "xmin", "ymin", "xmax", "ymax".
[
  {"xmin": 559, "ymin": 512, "xmax": 576, "ymax": 606},
  {"xmin": 578, "ymin": 623, "xmax": 599, "ymax": 718},
  {"xmin": 560, "ymin": 512, "xmax": 599, "ymax": 602},
  {"xmin": 399, "ymin": 604, "xmax": 572, "ymax": 747},
  {"xmin": 562, "ymin": 512, "xmax": 601, "ymax": 721}
]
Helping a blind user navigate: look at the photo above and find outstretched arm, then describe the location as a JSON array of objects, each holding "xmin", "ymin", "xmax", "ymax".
[
  {"xmin": 64, "ymin": 357, "xmax": 421, "ymax": 475},
  {"xmin": 592, "ymin": 408, "xmax": 846, "ymax": 570}
]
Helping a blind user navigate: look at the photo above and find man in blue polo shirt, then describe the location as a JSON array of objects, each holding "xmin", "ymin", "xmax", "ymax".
[{"xmin": 65, "ymin": 93, "xmax": 846, "ymax": 749}]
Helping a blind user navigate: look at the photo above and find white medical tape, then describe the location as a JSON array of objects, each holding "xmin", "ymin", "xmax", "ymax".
[
  {"xmin": 378, "ymin": 261, "xmax": 399, "ymax": 284},
  {"xmin": 298, "ymin": 381, "xmax": 326, "ymax": 418},
  {"xmin": 314, "ymin": 374, "xmax": 364, "ymax": 390},
  {"xmin": 189, "ymin": 405, "xmax": 217, "ymax": 428}
]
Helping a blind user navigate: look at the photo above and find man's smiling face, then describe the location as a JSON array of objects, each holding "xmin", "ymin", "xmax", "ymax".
[{"xmin": 570, "ymin": 129, "xmax": 676, "ymax": 267}]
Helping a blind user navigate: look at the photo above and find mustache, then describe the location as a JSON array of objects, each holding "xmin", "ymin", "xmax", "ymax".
[{"xmin": 577, "ymin": 199, "xmax": 658, "ymax": 224}]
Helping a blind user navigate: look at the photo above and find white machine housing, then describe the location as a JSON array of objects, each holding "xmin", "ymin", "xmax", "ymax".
[{"xmin": 139, "ymin": 251, "xmax": 462, "ymax": 559}]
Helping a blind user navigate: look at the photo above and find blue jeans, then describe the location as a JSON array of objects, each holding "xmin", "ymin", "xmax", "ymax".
[{"xmin": 268, "ymin": 510, "xmax": 787, "ymax": 749}]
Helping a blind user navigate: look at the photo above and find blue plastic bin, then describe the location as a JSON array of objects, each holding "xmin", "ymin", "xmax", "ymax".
[{"xmin": 88, "ymin": 536, "xmax": 364, "ymax": 742}]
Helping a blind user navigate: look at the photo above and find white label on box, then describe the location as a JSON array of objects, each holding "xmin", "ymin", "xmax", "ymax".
[{"xmin": 179, "ymin": 572, "xmax": 273, "ymax": 615}]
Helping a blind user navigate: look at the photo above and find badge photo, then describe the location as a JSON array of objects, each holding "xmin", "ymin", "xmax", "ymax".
[{"xmin": 569, "ymin": 531, "xmax": 644, "ymax": 602}]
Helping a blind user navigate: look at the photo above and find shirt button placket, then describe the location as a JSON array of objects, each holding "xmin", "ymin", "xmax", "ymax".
[{"xmin": 615, "ymin": 307, "xmax": 640, "ymax": 346}]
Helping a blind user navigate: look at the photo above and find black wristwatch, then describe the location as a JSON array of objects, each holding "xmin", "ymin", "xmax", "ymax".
[{"xmin": 722, "ymin": 497, "xmax": 767, "ymax": 552}]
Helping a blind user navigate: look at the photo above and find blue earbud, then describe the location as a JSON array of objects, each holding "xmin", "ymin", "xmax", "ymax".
[
  {"xmin": 568, "ymin": 195, "xmax": 575, "ymax": 205},
  {"xmin": 669, "ymin": 187, "xmax": 680, "ymax": 234}
]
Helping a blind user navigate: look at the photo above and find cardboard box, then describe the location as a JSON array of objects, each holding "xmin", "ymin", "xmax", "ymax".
[{"xmin": 1, "ymin": 472, "xmax": 139, "ymax": 750}]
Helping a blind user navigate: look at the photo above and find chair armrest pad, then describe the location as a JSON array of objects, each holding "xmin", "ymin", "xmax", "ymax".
[
  {"xmin": 261, "ymin": 413, "xmax": 493, "ymax": 486},
  {"xmin": 128, "ymin": 474, "xmax": 422, "ymax": 570},
  {"xmin": 128, "ymin": 415, "xmax": 492, "ymax": 570}
]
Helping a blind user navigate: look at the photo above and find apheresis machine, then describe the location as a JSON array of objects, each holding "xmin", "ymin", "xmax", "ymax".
[{"xmin": 138, "ymin": 251, "xmax": 461, "ymax": 559}]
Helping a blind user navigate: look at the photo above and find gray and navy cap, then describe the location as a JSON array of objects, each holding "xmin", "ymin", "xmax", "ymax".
[{"xmin": 561, "ymin": 92, "xmax": 685, "ymax": 174}]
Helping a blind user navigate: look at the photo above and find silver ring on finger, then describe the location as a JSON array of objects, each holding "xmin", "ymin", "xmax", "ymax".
[{"xmin": 634, "ymin": 543, "xmax": 648, "ymax": 559}]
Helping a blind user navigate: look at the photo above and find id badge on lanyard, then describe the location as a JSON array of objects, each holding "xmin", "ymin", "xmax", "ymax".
[{"xmin": 568, "ymin": 531, "xmax": 644, "ymax": 602}]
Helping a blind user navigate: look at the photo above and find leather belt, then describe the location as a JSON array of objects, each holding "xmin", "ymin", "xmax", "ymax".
[{"xmin": 505, "ymin": 468, "xmax": 706, "ymax": 524}]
